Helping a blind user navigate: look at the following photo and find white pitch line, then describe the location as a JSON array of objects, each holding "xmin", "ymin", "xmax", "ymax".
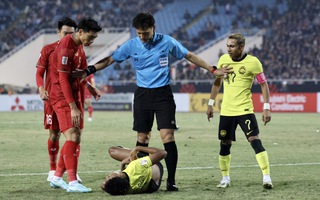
[
  {"xmin": 0, "ymin": 162, "xmax": 319, "ymax": 177},
  {"xmin": 177, "ymin": 162, "xmax": 320, "ymax": 170},
  {"xmin": 0, "ymin": 121, "xmax": 38, "ymax": 124}
]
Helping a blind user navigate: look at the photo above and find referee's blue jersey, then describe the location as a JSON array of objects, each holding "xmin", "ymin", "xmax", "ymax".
[{"xmin": 112, "ymin": 32, "xmax": 188, "ymax": 88}]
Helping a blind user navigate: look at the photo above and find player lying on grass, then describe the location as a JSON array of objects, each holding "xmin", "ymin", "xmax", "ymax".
[{"xmin": 101, "ymin": 146, "xmax": 167, "ymax": 195}]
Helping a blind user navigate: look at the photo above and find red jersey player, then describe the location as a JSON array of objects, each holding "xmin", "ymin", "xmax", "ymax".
[
  {"xmin": 84, "ymin": 74, "xmax": 95, "ymax": 121},
  {"xmin": 49, "ymin": 17, "xmax": 102, "ymax": 193},
  {"xmin": 35, "ymin": 17, "xmax": 79, "ymax": 183}
]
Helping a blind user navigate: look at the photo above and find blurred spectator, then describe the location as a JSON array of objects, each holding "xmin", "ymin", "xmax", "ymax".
[
  {"xmin": 0, "ymin": 85, "xmax": 8, "ymax": 94},
  {"xmin": 279, "ymin": 81, "xmax": 289, "ymax": 92},
  {"xmin": 183, "ymin": 9, "xmax": 191, "ymax": 21},
  {"xmin": 22, "ymin": 84, "xmax": 31, "ymax": 94}
]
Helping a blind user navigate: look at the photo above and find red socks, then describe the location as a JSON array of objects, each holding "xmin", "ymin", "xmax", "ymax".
[
  {"xmin": 88, "ymin": 106, "xmax": 93, "ymax": 117},
  {"xmin": 55, "ymin": 144, "xmax": 66, "ymax": 177},
  {"xmin": 53, "ymin": 141, "xmax": 81, "ymax": 182},
  {"xmin": 48, "ymin": 139, "xmax": 59, "ymax": 170},
  {"xmin": 63, "ymin": 141, "xmax": 78, "ymax": 182}
]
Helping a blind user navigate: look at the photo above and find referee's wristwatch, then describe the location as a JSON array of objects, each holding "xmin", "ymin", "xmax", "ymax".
[{"xmin": 210, "ymin": 66, "xmax": 217, "ymax": 74}]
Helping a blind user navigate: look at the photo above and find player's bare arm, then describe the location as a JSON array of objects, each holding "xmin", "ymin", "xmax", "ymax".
[
  {"xmin": 86, "ymin": 83, "xmax": 101, "ymax": 101},
  {"xmin": 69, "ymin": 102, "xmax": 82, "ymax": 128},
  {"xmin": 260, "ymin": 82, "xmax": 271, "ymax": 125},
  {"xmin": 131, "ymin": 146, "xmax": 167, "ymax": 164},
  {"xmin": 36, "ymin": 67, "xmax": 49, "ymax": 100},
  {"xmin": 207, "ymin": 77, "xmax": 222, "ymax": 121},
  {"xmin": 38, "ymin": 85, "xmax": 49, "ymax": 100},
  {"xmin": 120, "ymin": 157, "xmax": 131, "ymax": 171},
  {"xmin": 80, "ymin": 79, "xmax": 101, "ymax": 101}
]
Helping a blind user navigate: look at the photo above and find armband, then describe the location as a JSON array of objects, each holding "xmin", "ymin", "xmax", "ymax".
[
  {"xmin": 85, "ymin": 65, "xmax": 97, "ymax": 76},
  {"xmin": 256, "ymin": 72, "xmax": 267, "ymax": 84},
  {"xmin": 208, "ymin": 99, "xmax": 215, "ymax": 106},
  {"xmin": 263, "ymin": 103, "xmax": 270, "ymax": 110},
  {"xmin": 210, "ymin": 66, "xmax": 217, "ymax": 74}
]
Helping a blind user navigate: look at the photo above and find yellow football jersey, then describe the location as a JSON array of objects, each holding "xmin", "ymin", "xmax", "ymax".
[
  {"xmin": 123, "ymin": 156, "xmax": 153, "ymax": 194},
  {"xmin": 217, "ymin": 54, "xmax": 263, "ymax": 116}
]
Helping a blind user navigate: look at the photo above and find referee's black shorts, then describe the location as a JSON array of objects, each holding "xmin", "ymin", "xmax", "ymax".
[{"xmin": 133, "ymin": 85, "xmax": 177, "ymax": 132}]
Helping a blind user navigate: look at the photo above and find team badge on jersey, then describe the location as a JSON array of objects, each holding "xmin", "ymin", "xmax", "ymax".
[
  {"xmin": 62, "ymin": 56, "xmax": 68, "ymax": 65},
  {"xmin": 238, "ymin": 66, "xmax": 246, "ymax": 74}
]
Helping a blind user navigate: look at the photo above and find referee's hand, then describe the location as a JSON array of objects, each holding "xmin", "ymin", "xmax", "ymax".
[{"xmin": 71, "ymin": 69, "xmax": 87, "ymax": 79}]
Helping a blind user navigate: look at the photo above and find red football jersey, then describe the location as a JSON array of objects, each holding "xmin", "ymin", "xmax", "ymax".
[
  {"xmin": 36, "ymin": 41, "xmax": 59, "ymax": 92},
  {"xmin": 50, "ymin": 34, "xmax": 88, "ymax": 105}
]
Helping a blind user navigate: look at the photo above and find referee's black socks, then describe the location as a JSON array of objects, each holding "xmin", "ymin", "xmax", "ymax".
[{"xmin": 164, "ymin": 141, "xmax": 178, "ymax": 184}]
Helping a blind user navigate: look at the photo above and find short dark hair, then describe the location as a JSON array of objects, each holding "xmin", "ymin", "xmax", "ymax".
[
  {"xmin": 132, "ymin": 12, "xmax": 155, "ymax": 29},
  {"xmin": 78, "ymin": 17, "xmax": 102, "ymax": 33},
  {"xmin": 102, "ymin": 176, "xmax": 129, "ymax": 195},
  {"xmin": 57, "ymin": 17, "xmax": 77, "ymax": 30}
]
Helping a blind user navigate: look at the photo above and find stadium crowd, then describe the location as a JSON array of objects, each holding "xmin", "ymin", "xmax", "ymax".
[
  {"xmin": 174, "ymin": 0, "xmax": 320, "ymax": 82},
  {"xmin": 0, "ymin": 0, "xmax": 173, "ymax": 58},
  {"xmin": 248, "ymin": 0, "xmax": 320, "ymax": 81},
  {"xmin": 0, "ymin": 0, "xmax": 319, "ymax": 94}
]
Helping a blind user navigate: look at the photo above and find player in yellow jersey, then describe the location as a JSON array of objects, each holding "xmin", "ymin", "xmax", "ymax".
[
  {"xmin": 101, "ymin": 146, "xmax": 167, "ymax": 195},
  {"xmin": 206, "ymin": 33, "xmax": 273, "ymax": 189}
]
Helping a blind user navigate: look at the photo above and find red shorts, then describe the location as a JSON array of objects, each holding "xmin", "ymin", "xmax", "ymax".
[
  {"xmin": 43, "ymin": 101, "xmax": 59, "ymax": 130},
  {"xmin": 52, "ymin": 100, "xmax": 84, "ymax": 133}
]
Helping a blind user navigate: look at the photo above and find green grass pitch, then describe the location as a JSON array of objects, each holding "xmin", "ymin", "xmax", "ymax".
[{"xmin": 0, "ymin": 111, "xmax": 319, "ymax": 200}]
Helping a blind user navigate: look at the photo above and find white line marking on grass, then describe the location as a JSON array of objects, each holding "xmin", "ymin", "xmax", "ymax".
[
  {"xmin": 177, "ymin": 162, "xmax": 320, "ymax": 170},
  {"xmin": 0, "ymin": 121, "xmax": 38, "ymax": 124},
  {"xmin": 1, "ymin": 162, "xmax": 320, "ymax": 177}
]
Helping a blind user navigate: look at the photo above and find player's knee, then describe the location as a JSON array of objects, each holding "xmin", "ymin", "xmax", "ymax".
[
  {"xmin": 160, "ymin": 129, "xmax": 175, "ymax": 143},
  {"xmin": 49, "ymin": 130, "xmax": 60, "ymax": 141},
  {"xmin": 108, "ymin": 147, "xmax": 117, "ymax": 157},
  {"xmin": 221, "ymin": 140, "xmax": 232, "ymax": 145},
  {"xmin": 137, "ymin": 132, "xmax": 150, "ymax": 143},
  {"xmin": 161, "ymin": 133, "xmax": 174, "ymax": 143},
  {"xmin": 65, "ymin": 129, "xmax": 81, "ymax": 143},
  {"xmin": 250, "ymin": 139, "xmax": 265, "ymax": 154},
  {"xmin": 247, "ymin": 135, "xmax": 259, "ymax": 142}
]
